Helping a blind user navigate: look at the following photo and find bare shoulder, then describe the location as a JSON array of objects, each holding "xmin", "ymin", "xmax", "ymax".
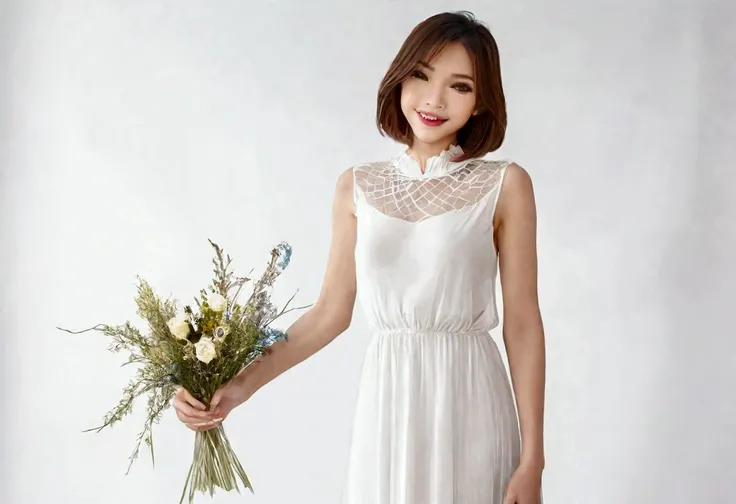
[
  {"xmin": 336, "ymin": 166, "xmax": 354, "ymax": 192},
  {"xmin": 496, "ymin": 161, "xmax": 536, "ymax": 224},
  {"xmin": 502, "ymin": 161, "xmax": 534, "ymax": 194},
  {"xmin": 334, "ymin": 166, "xmax": 356, "ymax": 215}
]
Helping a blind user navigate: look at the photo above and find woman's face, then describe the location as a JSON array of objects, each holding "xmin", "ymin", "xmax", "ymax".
[{"xmin": 400, "ymin": 42, "xmax": 477, "ymax": 150}]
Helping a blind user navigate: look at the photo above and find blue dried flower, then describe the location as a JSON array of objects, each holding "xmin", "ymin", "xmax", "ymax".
[
  {"xmin": 275, "ymin": 242, "xmax": 292, "ymax": 272},
  {"xmin": 258, "ymin": 326, "xmax": 288, "ymax": 347}
]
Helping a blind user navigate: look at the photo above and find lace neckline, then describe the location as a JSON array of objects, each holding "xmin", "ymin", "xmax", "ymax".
[{"xmin": 393, "ymin": 144, "xmax": 468, "ymax": 178}]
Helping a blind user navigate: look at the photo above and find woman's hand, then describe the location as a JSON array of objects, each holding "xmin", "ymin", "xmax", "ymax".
[
  {"xmin": 207, "ymin": 372, "xmax": 254, "ymax": 423},
  {"xmin": 172, "ymin": 372, "xmax": 253, "ymax": 432},
  {"xmin": 503, "ymin": 462, "xmax": 543, "ymax": 504},
  {"xmin": 172, "ymin": 387, "xmax": 219, "ymax": 432}
]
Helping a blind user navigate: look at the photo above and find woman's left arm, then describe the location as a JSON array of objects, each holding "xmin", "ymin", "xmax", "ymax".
[{"xmin": 495, "ymin": 162, "xmax": 546, "ymax": 472}]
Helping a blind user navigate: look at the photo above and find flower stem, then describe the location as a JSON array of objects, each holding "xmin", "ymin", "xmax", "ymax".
[{"xmin": 178, "ymin": 425, "xmax": 253, "ymax": 504}]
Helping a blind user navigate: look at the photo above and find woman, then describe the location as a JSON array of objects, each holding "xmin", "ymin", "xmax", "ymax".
[{"xmin": 173, "ymin": 11, "xmax": 546, "ymax": 504}]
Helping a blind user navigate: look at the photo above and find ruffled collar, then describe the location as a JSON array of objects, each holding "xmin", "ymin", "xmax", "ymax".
[{"xmin": 393, "ymin": 144, "xmax": 467, "ymax": 178}]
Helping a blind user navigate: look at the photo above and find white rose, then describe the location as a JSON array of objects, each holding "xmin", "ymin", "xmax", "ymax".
[
  {"xmin": 207, "ymin": 292, "xmax": 227, "ymax": 312},
  {"xmin": 167, "ymin": 313, "xmax": 190, "ymax": 340},
  {"xmin": 195, "ymin": 336, "xmax": 217, "ymax": 364}
]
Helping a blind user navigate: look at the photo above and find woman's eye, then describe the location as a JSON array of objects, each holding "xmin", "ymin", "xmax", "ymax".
[
  {"xmin": 453, "ymin": 83, "xmax": 473, "ymax": 93},
  {"xmin": 412, "ymin": 70, "xmax": 427, "ymax": 80}
]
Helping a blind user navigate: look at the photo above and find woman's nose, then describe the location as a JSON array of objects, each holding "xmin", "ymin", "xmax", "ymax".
[{"xmin": 424, "ymin": 85, "xmax": 445, "ymax": 109}]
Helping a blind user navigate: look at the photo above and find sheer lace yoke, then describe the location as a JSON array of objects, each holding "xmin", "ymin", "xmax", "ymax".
[{"xmin": 354, "ymin": 145, "xmax": 508, "ymax": 223}]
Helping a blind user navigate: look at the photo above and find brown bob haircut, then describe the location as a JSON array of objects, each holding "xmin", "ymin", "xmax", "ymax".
[{"xmin": 376, "ymin": 11, "xmax": 506, "ymax": 160}]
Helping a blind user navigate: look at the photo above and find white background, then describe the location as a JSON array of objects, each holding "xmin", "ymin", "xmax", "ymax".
[{"xmin": 2, "ymin": 1, "xmax": 735, "ymax": 503}]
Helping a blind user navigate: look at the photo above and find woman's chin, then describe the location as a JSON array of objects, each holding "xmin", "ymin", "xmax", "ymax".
[{"xmin": 407, "ymin": 123, "xmax": 454, "ymax": 145}]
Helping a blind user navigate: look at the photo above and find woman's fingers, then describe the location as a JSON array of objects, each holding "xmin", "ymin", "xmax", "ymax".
[
  {"xmin": 172, "ymin": 391, "xmax": 212, "ymax": 421},
  {"xmin": 173, "ymin": 397, "xmax": 210, "ymax": 420},
  {"xmin": 176, "ymin": 409, "xmax": 212, "ymax": 424},
  {"xmin": 172, "ymin": 387, "xmax": 226, "ymax": 432},
  {"xmin": 184, "ymin": 417, "xmax": 224, "ymax": 432},
  {"xmin": 176, "ymin": 387, "xmax": 207, "ymax": 411},
  {"xmin": 176, "ymin": 407, "xmax": 223, "ymax": 428}
]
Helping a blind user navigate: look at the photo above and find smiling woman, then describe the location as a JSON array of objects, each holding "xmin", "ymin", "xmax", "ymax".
[
  {"xmin": 376, "ymin": 11, "xmax": 507, "ymax": 164},
  {"xmin": 401, "ymin": 45, "xmax": 478, "ymax": 141},
  {"xmin": 172, "ymin": 10, "xmax": 546, "ymax": 504}
]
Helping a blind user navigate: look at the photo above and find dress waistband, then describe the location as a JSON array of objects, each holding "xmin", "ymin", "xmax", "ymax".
[{"xmin": 373, "ymin": 328, "xmax": 490, "ymax": 337}]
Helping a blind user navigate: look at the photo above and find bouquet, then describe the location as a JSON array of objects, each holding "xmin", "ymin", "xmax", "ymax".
[{"xmin": 58, "ymin": 239, "xmax": 306, "ymax": 503}]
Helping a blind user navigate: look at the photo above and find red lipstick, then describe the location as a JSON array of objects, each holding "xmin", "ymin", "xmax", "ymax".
[{"xmin": 416, "ymin": 110, "xmax": 447, "ymax": 127}]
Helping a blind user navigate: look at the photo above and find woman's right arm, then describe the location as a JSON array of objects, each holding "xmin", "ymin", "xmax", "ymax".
[{"xmin": 239, "ymin": 167, "xmax": 358, "ymax": 398}]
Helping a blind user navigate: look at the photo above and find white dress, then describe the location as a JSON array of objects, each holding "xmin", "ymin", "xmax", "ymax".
[{"xmin": 341, "ymin": 145, "xmax": 522, "ymax": 504}]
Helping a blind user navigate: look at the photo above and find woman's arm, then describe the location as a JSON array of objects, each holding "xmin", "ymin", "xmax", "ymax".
[
  {"xmin": 495, "ymin": 162, "xmax": 546, "ymax": 471},
  {"xmin": 241, "ymin": 167, "xmax": 358, "ymax": 397}
]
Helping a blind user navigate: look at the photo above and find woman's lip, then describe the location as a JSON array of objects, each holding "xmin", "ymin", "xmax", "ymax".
[{"xmin": 416, "ymin": 110, "xmax": 447, "ymax": 126}]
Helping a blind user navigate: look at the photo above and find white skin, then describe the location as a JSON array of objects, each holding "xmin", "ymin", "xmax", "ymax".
[{"xmin": 173, "ymin": 40, "xmax": 545, "ymax": 504}]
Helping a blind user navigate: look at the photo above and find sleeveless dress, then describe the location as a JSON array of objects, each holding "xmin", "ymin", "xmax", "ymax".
[{"xmin": 341, "ymin": 145, "xmax": 522, "ymax": 504}]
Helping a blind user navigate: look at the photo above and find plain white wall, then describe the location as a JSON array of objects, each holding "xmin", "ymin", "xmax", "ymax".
[{"xmin": 2, "ymin": 0, "xmax": 735, "ymax": 503}]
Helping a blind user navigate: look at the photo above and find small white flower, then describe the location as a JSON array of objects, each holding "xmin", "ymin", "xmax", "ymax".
[
  {"xmin": 167, "ymin": 313, "xmax": 190, "ymax": 340},
  {"xmin": 207, "ymin": 292, "xmax": 227, "ymax": 312},
  {"xmin": 195, "ymin": 336, "xmax": 217, "ymax": 364}
]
